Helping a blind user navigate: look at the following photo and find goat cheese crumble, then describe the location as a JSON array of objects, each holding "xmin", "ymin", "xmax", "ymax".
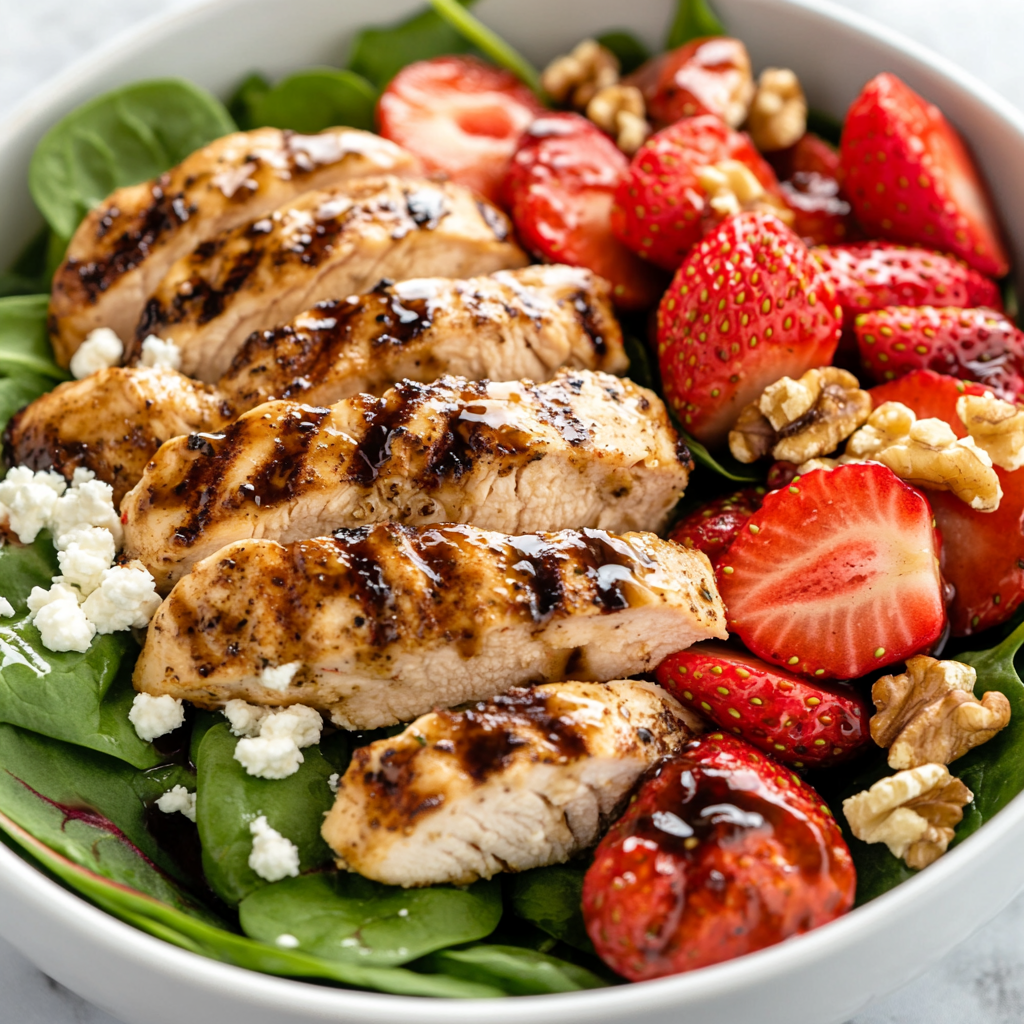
[
  {"xmin": 229, "ymin": 702, "xmax": 323, "ymax": 780},
  {"xmin": 259, "ymin": 661, "xmax": 302, "ymax": 691},
  {"xmin": 69, "ymin": 328, "xmax": 123, "ymax": 380},
  {"xmin": 223, "ymin": 698, "xmax": 270, "ymax": 737},
  {"xmin": 26, "ymin": 581, "xmax": 95, "ymax": 652},
  {"xmin": 0, "ymin": 598, "xmax": 13, "ymax": 617},
  {"xmin": 139, "ymin": 335, "xmax": 182, "ymax": 370},
  {"xmin": 57, "ymin": 526, "xmax": 116, "ymax": 594},
  {"xmin": 248, "ymin": 815, "xmax": 300, "ymax": 882},
  {"xmin": 82, "ymin": 563, "xmax": 162, "ymax": 633},
  {"xmin": 0, "ymin": 467, "xmax": 66, "ymax": 543},
  {"xmin": 328, "ymin": 773, "xmax": 340, "ymax": 794},
  {"xmin": 129, "ymin": 693, "xmax": 184, "ymax": 742},
  {"xmin": 156, "ymin": 785, "xmax": 197, "ymax": 822}
]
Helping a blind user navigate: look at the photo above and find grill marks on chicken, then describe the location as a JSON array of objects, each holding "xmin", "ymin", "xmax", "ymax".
[
  {"xmin": 133, "ymin": 523, "xmax": 724, "ymax": 728},
  {"xmin": 121, "ymin": 370, "xmax": 692, "ymax": 590},
  {"xmin": 131, "ymin": 177, "xmax": 528, "ymax": 381},
  {"xmin": 321, "ymin": 680, "xmax": 702, "ymax": 886},
  {"xmin": 49, "ymin": 128, "xmax": 419, "ymax": 366}
]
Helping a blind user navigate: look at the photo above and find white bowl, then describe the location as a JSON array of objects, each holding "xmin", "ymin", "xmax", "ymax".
[{"xmin": 2, "ymin": 1, "xmax": 1024, "ymax": 1022}]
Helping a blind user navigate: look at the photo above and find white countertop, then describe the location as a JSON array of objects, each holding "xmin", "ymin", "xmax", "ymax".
[{"xmin": 1, "ymin": 0, "xmax": 1023, "ymax": 1021}]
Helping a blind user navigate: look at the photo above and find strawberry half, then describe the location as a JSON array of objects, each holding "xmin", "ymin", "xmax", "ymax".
[
  {"xmin": 656, "ymin": 210, "xmax": 842, "ymax": 446},
  {"xmin": 839, "ymin": 73, "xmax": 1010, "ymax": 276},
  {"xmin": 869, "ymin": 368, "xmax": 991, "ymax": 432},
  {"xmin": 718, "ymin": 462, "xmax": 946, "ymax": 679},
  {"xmin": 656, "ymin": 642, "xmax": 871, "ymax": 767},
  {"xmin": 582, "ymin": 733, "xmax": 855, "ymax": 981},
  {"xmin": 855, "ymin": 305, "xmax": 1024, "ymax": 400},
  {"xmin": 668, "ymin": 487, "xmax": 764, "ymax": 569},
  {"xmin": 774, "ymin": 134, "xmax": 858, "ymax": 246},
  {"xmin": 611, "ymin": 114, "xmax": 784, "ymax": 270},
  {"xmin": 503, "ymin": 113, "xmax": 666, "ymax": 309},
  {"xmin": 378, "ymin": 56, "xmax": 544, "ymax": 205}
]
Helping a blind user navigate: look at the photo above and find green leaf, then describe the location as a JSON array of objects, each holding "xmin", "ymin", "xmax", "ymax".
[
  {"xmin": 0, "ymin": 229, "xmax": 52, "ymax": 297},
  {"xmin": 246, "ymin": 69, "xmax": 377, "ymax": 134},
  {"xmin": 621, "ymin": 334, "xmax": 658, "ymax": 392},
  {"xmin": 346, "ymin": 0, "xmax": 480, "ymax": 91},
  {"xmin": 595, "ymin": 32, "xmax": 652, "ymax": 76},
  {"xmin": 0, "ymin": 295, "xmax": 67, "ymax": 380},
  {"xmin": 683, "ymin": 431, "xmax": 761, "ymax": 483},
  {"xmin": 0, "ymin": 373, "xmax": 54, "ymax": 436},
  {"xmin": 0, "ymin": 535, "xmax": 164, "ymax": 769},
  {"xmin": 239, "ymin": 871, "xmax": 501, "ymax": 965},
  {"xmin": 508, "ymin": 864, "xmax": 593, "ymax": 953},
  {"xmin": 227, "ymin": 73, "xmax": 271, "ymax": 131},
  {"xmin": 666, "ymin": 0, "xmax": 726, "ymax": 49},
  {"xmin": 195, "ymin": 722, "xmax": 336, "ymax": 906},
  {"xmin": 423, "ymin": 944, "xmax": 606, "ymax": 994},
  {"xmin": 29, "ymin": 79, "xmax": 236, "ymax": 240},
  {"xmin": 427, "ymin": 0, "xmax": 544, "ymax": 97},
  {"xmin": 806, "ymin": 109, "xmax": 844, "ymax": 148}
]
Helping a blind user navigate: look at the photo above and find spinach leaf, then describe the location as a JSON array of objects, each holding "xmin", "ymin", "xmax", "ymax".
[
  {"xmin": 683, "ymin": 430, "xmax": 761, "ymax": 483},
  {"xmin": 666, "ymin": 0, "xmax": 726, "ymax": 49},
  {"xmin": 0, "ymin": 295, "xmax": 66, "ymax": 381},
  {"xmin": 227, "ymin": 73, "xmax": 271, "ymax": 131},
  {"xmin": 195, "ymin": 722, "xmax": 336, "ymax": 906},
  {"xmin": 0, "ymin": 229, "xmax": 51, "ymax": 298},
  {"xmin": 346, "ymin": 0, "xmax": 480, "ymax": 90},
  {"xmin": 239, "ymin": 871, "xmax": 501, "ymax": 964},
  {"xmin": 246, "ymin": 69, "xmax": 377, "ymax": 134},
  {"xmin": 0, "ymin": 373, "xmax": 54, "ymax": 437},
  {"xmin": 596, "ymin": 32, "xmax": 652, "ymax": 76},
  {"xmin": 508, "ymin": 864, "xmax": 593, "ymax": 953},
  {"xmin": 0, "ymin": 535, "xmax": 163, "ymax": 769},
  {"xmin": 29, "ymin": 79, "xmax": 236, "ymax": 240},
  {"xmin": 807, "ymin": 109, "xmax": 844, "ymax": 147},
  {"xmin": 423, "ymin": 945, "xmax": 606, "ymax": 994},
  {"xmin": 621, "ymin": 333, "xmax": 657, "ymax": 392}
]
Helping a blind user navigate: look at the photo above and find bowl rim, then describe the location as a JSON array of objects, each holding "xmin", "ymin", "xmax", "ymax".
[{"xmin": 3, "ymin": 0, "xmax": 1024, "ymax": 1015}]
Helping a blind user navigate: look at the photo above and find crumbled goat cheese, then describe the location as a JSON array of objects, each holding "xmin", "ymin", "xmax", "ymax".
[
  {"xmin": 0, "ymin": 467, "xmax": 66, "ymax": 543},
  {"xmin": 223, "ymin": 699, "xmax": 270, "ymax": 737},
  {"xmin": 0, "ymin": 597, "xmax": 14, "ymax": 617},
  {"xmin": 139, "ymin": 335, "xmax": 182, "ymax": 370},
  {"xmin": 328, "ymin": 773, "xmax": 340, "ymax": 794},
  {"xmin": 57, "ymin": 526, "xmax": 116, "ymax": 595},
  {"xmin": 129, "ymin": 693, "xmax": 184, "ymax": 742},
  {"xmin": 70, "ymin": 328, "xmax": 123, "ymax": 379},
  {"xmin": 259, "ymin": 661, "xmax": 302, "ymax": 691},
  {"xmin": 232, "ymin": 704, "xmax": 323, "ymax": 780},
  {"xmin": 50, "ymin": 478, "xmax": 123, "ymax": 548},
  {"xmin": 260, "ymin": 705, "xmax": 323, "ymax": 748},
  {"xmin": 156, "ymin": 785, "xmax": 197, "ymax": 822},
  {"xmin": 82, "ymin": 562, "xmax": 162, "ymax": 633},
  {"xmin": 27, "ymin": 581, "xmax": 95, "ymax": 653},
  {"xmin": 248, "ymin": 815, "xmax": 300, "ymax": 882},
  {"xmin": 275, "ymin": 934, "xmax": 300, "ymax": 949}
]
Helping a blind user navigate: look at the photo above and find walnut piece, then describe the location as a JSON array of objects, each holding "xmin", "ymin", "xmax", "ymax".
[
  {"xmin": 842, "ymin": 763, "xmax": 973, "ymax": 870},
  {"xmin": 846, "ymin": 402, "xmax": 1003, "ymax": 512},
  {"xmin": 747, "ymin": 68, "xmax": 808, "ymax": 152},
  {"xmin": 729, "ymin": 366, "xmax": 871, "ymax": 465},
  {"xmin": 586, "ymin": 84, "xmax": 650, "ymax": 155},
  {"xmin": 695, "ymin": 160, "xmax": 794, "ymax": 225},
  {"xmin": 542, "ymin": 40, "xmax": 620, "ymax": 109},
  {"xmin": 957, "ymin": 393, "xmax": 1024, "ymax": 472},
  {"xmin": 871, "ymin": 655, "xmax": 1011, "ymax": 770}
]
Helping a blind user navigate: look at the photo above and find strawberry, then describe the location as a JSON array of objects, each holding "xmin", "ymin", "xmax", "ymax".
[
  {"xmin": 503, "ymin": 113, "xmax": 667, "ymax": 310},
  {"xmin": 656, "ymin": 210, "xmax": 842, "ymax": 446},
  {"xmin": 582, "ymin": 733, "xmax": 855, "ymax": 980},
  {"xmin": 766, "ymin": 460, "xmax": 800, "ymax": 489},
  {"xmin": 625, "ymin": 37, "xmax": 754, "ymax": 129},
  {"xmin": 839, "ymin": 73, "xmax": 1010, "ymax": 276},
  {"xmin": 378, "ymin": 56, "xmax": 544, "ymax": 205},
  {"xmin": 656, "ymin": 642, "xmax": 871, "ymax": 767},
  {"xmin": 610, "ymin": 114, "xmax": 784, "ymax": 270},
  {"xmin": 774, "ymin": 134, "xmax": 858, "ymax": 246},
  {"xmin": 718, "ymin": 462, "xmax": 946, "ymax": 679},
  {"xmin": 855, "ymin": 305, "xmax": 1024, "ymax": 401},
  {"xmin": 668, "ymin": 488, "xmax": 764, "ymax": 569},
  {"xmin": 868, "ymin": 368, "xmax": 991, "ymax": 434}
]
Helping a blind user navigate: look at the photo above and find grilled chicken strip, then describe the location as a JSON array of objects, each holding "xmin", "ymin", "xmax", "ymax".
[
  {"xmin": 122, "ymin": 370, "xmax": 692, "ymax": 591},
  {"xmin": 322, "ymin": 680, "xmax": 702, "ymax": 886},
  {"xmin": 131, "ymin": 176, "xmax": 528, "ymax": 381},
  {"xmin": 134, "ymin": 524, "xmax": 724, "ymax": 729},
  {"xmin": 7, "ymin": 266, "xmax": 624, "ymax": 504},
  {"xmin": 49, "ymin": 128, "xmax": 419, "ymax": 366}
]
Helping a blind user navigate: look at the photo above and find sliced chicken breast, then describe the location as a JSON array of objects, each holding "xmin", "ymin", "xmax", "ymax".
[
  {"xmin": 2, "ymin": 367, "xmax": 232, "ymax": 504},
  {"xmin": 130, "ymin": 176, "xmax": 528, "ymax": 381},
  {"xmin": 132, "ymin": 524, "xmax": 726, "ymax": 728},
  {"xmin": 49, "ymin": 128, "xmax": 419, "ymax": 366},
  {"xmin": 121, "ymin": 370, "xmax": 692, "ymax": 590},
  {"xmin": 322, "ymin": 680, "xmax": 702, "ymax": 887}
]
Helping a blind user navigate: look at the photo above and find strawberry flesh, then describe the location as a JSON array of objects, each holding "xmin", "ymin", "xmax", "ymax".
[
  {"xmin": 668, "ymin": 488, "xmax": 764, "ymax": 569},
  {"xmin": 774, "ymin": 134, "xmax": 858, "ymax": 246},
  {"xmin": 718, "ymin": 462, "xmax": 946, "ymax": 678},
  {"xmin": 582, "ymin": 733, "xmax": 855, "ymax": 980},
  {"xmin": 869, "ymin": 369, "xmax": 991, "ymax": 433},
  {"xmin": 656, "ymin": 642, "xmax": 871, "ymax": 767}
]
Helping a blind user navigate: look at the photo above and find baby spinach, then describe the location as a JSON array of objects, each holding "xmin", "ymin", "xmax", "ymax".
[
  {"xmin": 227, "ymin": 73, "xmax": 271, "ymax": 131},
  {"xmin": 0, "ymin": 295, "xmax": 68, "ymax": 435},
  {"xmin": 0, "ymin": 230, "xmax": 51, "ymax": 298},
  {"xmin": 195, "ymin": 722, "xmax": 336, "ymax": 906},
  {"xmin": 508, "ymin": 864, "xmax": 593, "ymax": 953},
  {"xmin": 0, "ymin": 535, "xmax": 163, "ymax": 769},
  {"xmin": 682, "ymin": 430, "xmax": 761, "ymax": 483},
  {"xmin": 807, "ymin": 108, "xmax": 844, "ymax": 147},
  {"xmin": 666, "ymin": 0, "xmax": 726, "ymax": 50},
  {"xmin": 246, "ymin": 69, "xmax": 377, "ymax": 134},
  {"xmin": 239, "ymin": 871, "xmax": 501, "ymax": 965},
  {"xmin": 423, "ymin": 945, "xmax": 606, "ymax": 994},
  {"xmin": 29, "ymin": 79, "xmax": 236, "ymax": 240},
  {"xmin": 596, "ymin": 32, "xmax": 652, "ymax": 76}
]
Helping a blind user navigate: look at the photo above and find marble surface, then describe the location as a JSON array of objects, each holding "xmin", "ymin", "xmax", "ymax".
[{"xmin": 1, "ymin": 0, "xmax": 1023, "ymax": 1021}]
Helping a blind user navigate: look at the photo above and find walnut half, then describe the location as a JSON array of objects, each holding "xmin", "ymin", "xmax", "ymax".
[
  {"xmin": 729, "ymin": 366, "xmax": 871, "ymax": 465},
  {"xmin": 586, "ymin": 84, "xmax": 650, "ymax": 155},
  {"xmin": 542, "ymin": 40, "xmax": 620, "ymax": 109},
  {"xmin": 747, "ymin": 68, "xmax": 808, "ymax": 152},
  {"xmin": 871, "ymin": 655, "xmax": 1011, "ymax": 770},
  {"xmin": 842, "ymin": 763, "xmax": 973, "ymax": 870},
  {"xmin": 957, "ymin": 393, "xmax": 1024, "ymax": 472}
]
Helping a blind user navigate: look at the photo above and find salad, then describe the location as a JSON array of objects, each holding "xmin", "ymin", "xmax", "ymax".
[{"xmin": 0, "ymin": 0, "xmax": 1022, "ymax": 998}]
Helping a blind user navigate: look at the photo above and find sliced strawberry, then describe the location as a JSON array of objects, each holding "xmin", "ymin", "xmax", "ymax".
[
  {"xmin": 869, "ymin": 368, "xmax": 991, "ymax": 434},
  {"xmin": 582, "ymin": 733, "xmax": 855, "ymax": 981},
  {"xmin": 656, "ymin": 642, "xmax": 871, "ymax": 767},
  {"xmin": 718, "ymin": 462, "xmax": 946, "ymax": 679},
  {"xmin": 610, "ymin": 114, "xmax": 784, "ymax": 270},
  {"xmin": 656, "ymin": 210, "xmax": 842, "ymax": 446},
  {"xmin": 839, "ymin": 73, "xmax": 1009, "ymax": 276},
  {"xmin": 772, "ymin": 134, "xmax": 858, "ymax": 246},
  {"xmin": 503, "ymin": 113, "xmax": 666, "ymax": 309},
  {"xmin": 626, "ymin": 37, "xmax": 754, "ymax": 129},
  {"xmin": 668, "ymin": 487, "xmax": 764, "ymax": 569},
  {"xmin": 378, "ymin": 56, "xmax": 544, "ymax": 205},
  {"xmin": 855, "ymin": 305, "xmax": 1024, "ymax": 400},
  {"xmin": 766, "ymin": 460, "xmax": 800, "ymax": 489}
]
